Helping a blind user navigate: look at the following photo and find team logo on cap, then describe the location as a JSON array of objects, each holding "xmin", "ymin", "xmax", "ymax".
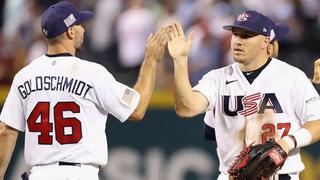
[{"xmin": 237, "ymin": 12, "xmax": 249, "ymax": 22}]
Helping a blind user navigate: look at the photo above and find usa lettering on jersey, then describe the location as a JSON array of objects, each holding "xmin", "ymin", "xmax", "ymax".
[
  {"xmin": 222, "ymin": 93, "xmax": 283, "ymax": 117},
  {"xmin": 17, "ymin": 76, "xmax": 93, "ymax": 99}
]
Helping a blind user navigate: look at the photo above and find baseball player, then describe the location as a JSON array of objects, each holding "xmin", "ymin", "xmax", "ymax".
[
  {"xmin": 0, "ymin": 1, "xmax": 169, "ymax": 180},
  {"xmin": 167, "ymin": 10, "xmax": 320, "ymax": 180},
  {"xmin": 204, "ymin": 23, "xmax": 289, "ymax": 146}
]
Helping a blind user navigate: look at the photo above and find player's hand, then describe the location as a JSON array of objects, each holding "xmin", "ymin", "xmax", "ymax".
[
  {"xmin": 145, "ymin": 27, "xmax": 169, "ymax": 63},
  {"xmin": 167, "ymin": 22, "xmax": 194, "ymax": 61},
  {"xmin": 276, "ymin": 138, "xmax": 291, "ymax": 154},
  {"xmin": 312, "ymin": 58, "xmax": 320, "ymax": 84}
]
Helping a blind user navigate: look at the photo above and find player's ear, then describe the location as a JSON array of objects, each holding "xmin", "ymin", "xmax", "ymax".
[
  {"xmin": 66, "ymin": 26, "xmax": 75, "ymax": 39},
  {"xmin": 271, "ymin": 41, "xmax": 279, "ymax": 58}
]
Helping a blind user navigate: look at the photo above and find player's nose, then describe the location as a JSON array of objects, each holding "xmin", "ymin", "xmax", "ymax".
[{"xmin": 233, "ymin": 41, "xmax": 243, "ymax": 48}]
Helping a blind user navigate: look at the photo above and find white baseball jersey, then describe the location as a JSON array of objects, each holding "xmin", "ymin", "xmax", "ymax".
[
  {"xmin": 194, "ymin": 58, "xmax": 320, "ymax": 174},
  {"xmin": 0, "ymin": 54, "xmax": 140, "ymax": 166}
]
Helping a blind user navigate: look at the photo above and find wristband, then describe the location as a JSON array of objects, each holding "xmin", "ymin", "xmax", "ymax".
[
  {"xmin": 282, "ymin": 136, "xmax": 296, "ymax": 150},
  {"xmin": 291, "ymin": 128, "xmax": 312, "ymax": 149},
  {"xmin": 288, "ymin": 135, "xmax": 297, "ymax": 149}
]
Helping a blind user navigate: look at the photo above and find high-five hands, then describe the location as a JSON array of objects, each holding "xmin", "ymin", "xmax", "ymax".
[
  {"xmin": 145, "ymin": 27, "xmax": 170, "ymax": 62},
  {"xmin": 145, "ymin": 21, "xmax": 194, "ymax": 63},
  {"xmin": 167, "ymin": 22, "xmax": 194, "ymax": 61}
]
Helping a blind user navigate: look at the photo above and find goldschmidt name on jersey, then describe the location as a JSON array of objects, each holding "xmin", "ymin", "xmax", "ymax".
[{"xmin": 17, "ymin": 76, "xmax": 93, "ymax": 99}]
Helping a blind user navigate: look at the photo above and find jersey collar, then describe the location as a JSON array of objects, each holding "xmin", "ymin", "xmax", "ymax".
[
  {"xmin": 242, "ymin": 57, "xmax": 272, "ymax": 84},
  {"xmin": 45, "ymin": 53, "xmax": 73, "ymax": 57}
]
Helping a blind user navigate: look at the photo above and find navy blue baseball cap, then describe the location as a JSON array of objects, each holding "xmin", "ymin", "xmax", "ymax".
[
  {"xmin": 223, "ymin": 10, "xmax": 289, "ymax": 41},
  {"xmin": 41, "ymin": 1, "xmax": 94, "ymax": 39}
]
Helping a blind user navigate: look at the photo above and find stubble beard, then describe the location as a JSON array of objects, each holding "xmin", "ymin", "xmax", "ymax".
[
  {"xmin": 75, "ymin": 36, "xmax": 84, "ymax": 51},
  {"xmin": 233, "ymin": 53, "xmax": 244, "ymax": 63}
]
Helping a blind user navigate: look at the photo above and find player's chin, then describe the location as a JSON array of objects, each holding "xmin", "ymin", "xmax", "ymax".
[
  {"xmin": 75, "ymin": 43, "xmax": 84, "ymax": 51},
  {"xmin": 76, "ymin": 46, "xmax": 84, "ymax": 52},
  {"xmin": 75, "ymin": 38, "xmax": 84, "ymax": 50},
  {"xmin": 233, "ymin": 56, "xmax": 244, "ymax": 63},
  {"xmin": 232, "ymin": 52, "xmax": 243, "ymax": 60}
]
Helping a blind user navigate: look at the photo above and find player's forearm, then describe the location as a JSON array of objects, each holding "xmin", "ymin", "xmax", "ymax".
[
  {"xmin": 0, "ymin": 122, "xmax": 18, "ymax": 179},
  {"xmin": 131, "ymin": 57, "xmax": 157, "ymax": 120},
  {"xmin": 173, "ymin": 57, "xmax": 198, "ymax": 117},
  {"xmin": 278, "ymin": 119, "xmax": 320, "ymax": 154}
]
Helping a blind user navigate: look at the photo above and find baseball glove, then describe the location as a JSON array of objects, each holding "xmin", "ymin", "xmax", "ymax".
[{"xmin": 228, "ymin": 140, "xmax": 288, "ymax": 180}]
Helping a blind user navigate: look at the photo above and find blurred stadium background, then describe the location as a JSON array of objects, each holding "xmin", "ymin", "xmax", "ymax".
[{"xmin": 1, "ymin": 0, "xmax": 320, "ymax": 179}]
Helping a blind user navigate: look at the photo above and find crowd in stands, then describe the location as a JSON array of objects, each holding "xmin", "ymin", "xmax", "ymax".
[{"xmin": 1, "ymin": 0, "xmax": 320, "ymax": 90}]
